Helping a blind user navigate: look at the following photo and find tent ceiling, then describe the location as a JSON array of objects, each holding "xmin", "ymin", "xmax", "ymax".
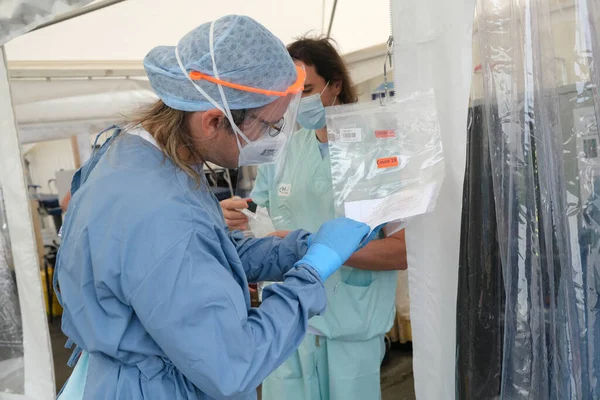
[{"xmin": 4, "ymin": 0, "xmax": 392, "ymax": 61}]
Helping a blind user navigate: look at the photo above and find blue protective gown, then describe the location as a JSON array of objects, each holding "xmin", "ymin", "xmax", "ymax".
[{"xmin": 54, "ymin": 129, "xmax": 327, "ymax": 400}]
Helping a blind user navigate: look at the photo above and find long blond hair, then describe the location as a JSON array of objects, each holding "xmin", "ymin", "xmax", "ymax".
[
  {"xmin": 128, "ymin": 100, "xmax": 205, "ymax": 185},
  {"xmin": 128, "ymin": 100, "xmax": 250, "ymax": 186}
]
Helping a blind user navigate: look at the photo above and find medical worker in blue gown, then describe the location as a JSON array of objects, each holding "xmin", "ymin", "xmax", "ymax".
[
  {"xmin": 54, "ymin": 16, "xmax": 374, "ymax": 400},
  {"xmin": 221, "ymin": 37, "xmax": 408, "ymax": 400}
]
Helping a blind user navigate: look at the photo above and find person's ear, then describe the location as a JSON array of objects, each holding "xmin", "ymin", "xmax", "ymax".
[
  {"xmin": 332, "ymin": 80, "xmax": 342, "ymax": 97},
  {"xmin": 198, "ymin": 109, "xmax": 226, "ymax": 139}
]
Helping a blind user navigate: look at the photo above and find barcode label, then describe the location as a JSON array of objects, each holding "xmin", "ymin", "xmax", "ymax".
[{"xmin": 339, "ymin": 128, "xmax": 362, "ymax": 143}]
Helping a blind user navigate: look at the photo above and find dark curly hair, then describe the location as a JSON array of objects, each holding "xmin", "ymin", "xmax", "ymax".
[{"xmin": 287, "ymin": 36, "xmax": 358, "ymax": 105}]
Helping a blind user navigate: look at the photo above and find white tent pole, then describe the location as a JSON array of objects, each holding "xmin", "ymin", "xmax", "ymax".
[
  {"xmin": 0, "ymin": 46, "xmax": 55, "ymax": 400},
  {"xmin": 321, "ymin": 0, "xmax": 326, "ymax": 34},
  {"xmin": 326, "ymin": 0, "xmax": 339, "ymax": 38}
]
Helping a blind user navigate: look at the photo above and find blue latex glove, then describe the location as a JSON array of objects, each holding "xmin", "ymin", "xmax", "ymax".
[
  {"xmin": 295, "ymin": 217, "xmax": 370, "ymax": 281},
  {"xmin": 306, "ymin": 223, "xmax": 383, "ymax": 250},
  {"xmin": 358, "ymin": 224, "xmax": 385, "ymax": 249}
]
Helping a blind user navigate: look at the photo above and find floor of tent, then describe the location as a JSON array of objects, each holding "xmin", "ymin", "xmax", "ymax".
[{"xmin": 51, "ymin": 318, "xmax": 415, "ymax": 399}]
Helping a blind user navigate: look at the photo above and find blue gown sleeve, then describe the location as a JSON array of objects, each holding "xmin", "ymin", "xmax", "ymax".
[
  {"xmin": 249, "ymin": 164, "xmax": 274, "ymax": 208},
  {"xmin": 128, "ymin": 230, "xmax": 326, "ymax": 399},
  {"xmin": 228, "ymin": 228, "xmax": 310, "ymax": 283}
]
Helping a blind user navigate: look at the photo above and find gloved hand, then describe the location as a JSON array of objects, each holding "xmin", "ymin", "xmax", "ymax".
[
  {"xmin": 294, "ymin": 217, "xmax": 370, "ymax": 281},
  {"xmin": 357, "ymin": 224, "xmax": 384, "ymax": 250}
]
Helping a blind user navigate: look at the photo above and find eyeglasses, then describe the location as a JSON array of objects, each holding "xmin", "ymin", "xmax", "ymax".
[{"xmin": 248, "ymin": 114, "xmax": 286, "ymax": 137}]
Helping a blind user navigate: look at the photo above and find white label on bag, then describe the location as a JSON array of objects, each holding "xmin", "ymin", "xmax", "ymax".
[
  {"xmin": 339, "ymin": 128, "xmax": 362, "ymax": 143},
  {"xmin": 343, "ymin": 183, "xmax": 437, "ymax": 229},
  {"xmin": 278, "ymin": 183, "xmax": 292, "ymax": 197}
]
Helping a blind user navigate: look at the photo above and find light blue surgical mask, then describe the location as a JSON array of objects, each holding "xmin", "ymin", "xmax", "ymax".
[{"xmin": 297, "ymin": 82, "xmax": 335, "ymax": 130}]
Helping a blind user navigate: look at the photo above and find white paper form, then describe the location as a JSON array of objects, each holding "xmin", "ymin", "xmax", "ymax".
[{"xmin": 343, "ymin": 183, "xmax": 437, "ymax": 230}]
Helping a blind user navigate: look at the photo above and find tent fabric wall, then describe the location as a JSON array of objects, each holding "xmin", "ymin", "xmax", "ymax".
[
  {"xmin": 11, "ymin": 77, "xmax": 157, "ymax": 144},
  {"xmin": 0, "ymin": 47, "xmax": 55, "ymax": 400},
  {"xmin": 391, "ymin": 0, "xmax": 475, "ymax": 398}
]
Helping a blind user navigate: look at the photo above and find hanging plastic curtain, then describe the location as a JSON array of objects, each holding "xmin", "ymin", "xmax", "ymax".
[
  {"xmin": 473, "ymin": 0, "xmax": 600, "ymax": 397},
  {"xmin": 455, "ymin": 93, "xmax": 505, "ymax": 398}
]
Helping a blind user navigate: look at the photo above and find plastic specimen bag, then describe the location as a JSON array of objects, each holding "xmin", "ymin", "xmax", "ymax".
[
  {"xmin": 325, "ymin": 90, "xmax": 444, "ymax": 230},
  {"xmin": 248, "ymin": 206, "xmax": 276, "ymax": 239},
  {"xmin": 471, "ymin": 0, "xmax": 600, "ymax": 397}
]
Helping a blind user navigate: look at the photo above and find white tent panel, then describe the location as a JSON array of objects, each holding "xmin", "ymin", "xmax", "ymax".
[
  {"xmin": 344, "ymin": 43, "xmax": 389, "ymax": 86},
  {"xmin": 393, "ymin": 0, "xmax": 474, "ymax": 398},
  {"xmin": 0, "ymin": 48, "xmax": 55, "ymax": 400},
  {"xmin": 11, "ymin": 78, "xmax": 156, "ymax": 143}
]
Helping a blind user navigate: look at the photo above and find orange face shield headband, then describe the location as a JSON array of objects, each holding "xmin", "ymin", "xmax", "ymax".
[{"xmin": 187, "ymin": 65, "xmax": 306, "ymax": 97}]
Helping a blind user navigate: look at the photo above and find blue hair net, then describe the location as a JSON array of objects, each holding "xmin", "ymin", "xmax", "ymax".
[{"xmin": 144, "ymin": 15, "xmax": 297, "ymax": 112}]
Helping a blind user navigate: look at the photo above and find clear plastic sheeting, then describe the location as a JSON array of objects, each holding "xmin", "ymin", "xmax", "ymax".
[
  {"xmin": 455, "ymin": 99, "xmax": 505, "ymax": 399},
  {"xmin": 0, "ymin": 0, "xmax": 94, "ymax": 46},
  {"xmin": 474, "ymin": 0, "xmax": 600, "ymax": 397},
  {"xmin": 0, "ymin": 187, "xmax": 24, "ymax": 395},
  {"xmin": 325, "ymin": 92, "xmax": 444, "ymax": 231}
]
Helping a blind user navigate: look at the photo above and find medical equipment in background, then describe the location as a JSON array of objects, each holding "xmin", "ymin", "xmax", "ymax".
[
  {"xmin": 371, "ymin": 81, "xmax": 396, "ymax": 102},
  {"xmin": 28, "ymin": 183, "xmax": 62, "ymax": 235},
  {"xmin": 235, "ymin": 166, "xmax": 258, "ymax": 199},
  {"xmin": 25, "ymin": 176, "xmax": 64, "ymax": 325},
  {"xmin": 325, "ymin": 90, "xmax": 444, "ymax": 231},
  {"xmin": 40, "ymin": 240, "xmax": 61, "ymax": 324},
  {"xmin": 204, "ymin": 162, "xmax": 234, "ymax": 201}
]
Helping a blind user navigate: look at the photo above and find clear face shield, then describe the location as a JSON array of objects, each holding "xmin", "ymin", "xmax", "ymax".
[
  {"xmin": 175, "ymin": 19, "xmax": 305, "ymax": 166},
  {"xmin": 230, "ymin": 90, "xmax": 302, "ymax": 165}
]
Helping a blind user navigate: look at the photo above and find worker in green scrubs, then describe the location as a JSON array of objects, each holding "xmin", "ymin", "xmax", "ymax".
[{"xmin": 221, "ymin": 37, "xmax": 407, "ymax": 400}]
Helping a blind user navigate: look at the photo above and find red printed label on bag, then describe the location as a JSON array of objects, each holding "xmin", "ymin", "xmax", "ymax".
[
  {"xmin": 376, "ymin": 156, "xmax": 399, "ymax": 168},
  {"xmin": 375, "ymin": 130, "xmax": 396, "ymax": 138}
]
